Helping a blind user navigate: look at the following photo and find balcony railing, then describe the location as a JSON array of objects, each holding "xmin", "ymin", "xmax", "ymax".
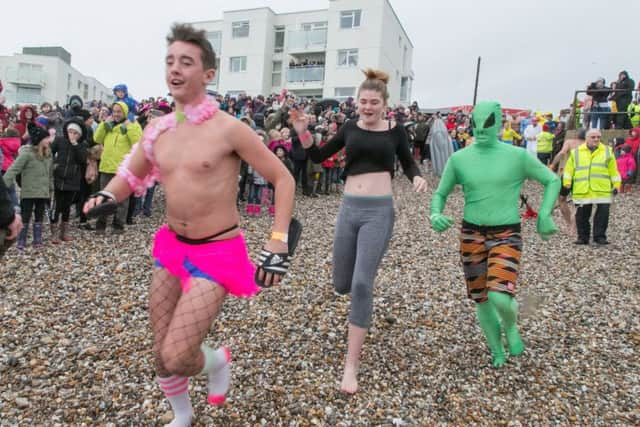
[
  {"xmin": 6, "ymin": 67, "xmax": 46, "ymax": 87},
  {"xmin": 287, "ymin": 29, "xmax": 327, "ymax": 51},
  {"xmin": 286, "ymin": 66, "xmax": 325, "ymax": 83}
]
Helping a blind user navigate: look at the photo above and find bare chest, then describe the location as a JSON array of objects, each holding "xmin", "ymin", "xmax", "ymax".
[{"xmin": 153, "ymin": 125, "xmax": 234, "ymax": 176}]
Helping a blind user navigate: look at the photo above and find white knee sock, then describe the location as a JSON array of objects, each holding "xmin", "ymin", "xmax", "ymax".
[
  {"xmin": 200, "ymin": 344, "xmax": 231, "ymax": 405},
  {"xmin": 157, "ymin": 376, "xmax": 192, "ymax": 427}
]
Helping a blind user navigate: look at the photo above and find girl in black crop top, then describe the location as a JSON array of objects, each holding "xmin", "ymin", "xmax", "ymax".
[
  {"xmin": 289, "ymin": 69, "xmax": 427, "ymax": 395},
  {"xmin": 305, "ymin": 119, "xmax": 422, "ymax": 182}
]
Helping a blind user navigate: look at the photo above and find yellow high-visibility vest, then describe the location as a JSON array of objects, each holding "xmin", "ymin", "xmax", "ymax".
[
  {"xmin": 537, "ymin": 131, "xmax": 554, "ymax": 154},
  {"xmin": 563, "ymin": 143, "xmax": 621, "ymax": 203}
]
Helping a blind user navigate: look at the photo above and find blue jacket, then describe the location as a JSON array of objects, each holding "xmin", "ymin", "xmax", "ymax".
[{"xmin": 113, "ymin": 84, "xmax": 137, "ymax": 121}]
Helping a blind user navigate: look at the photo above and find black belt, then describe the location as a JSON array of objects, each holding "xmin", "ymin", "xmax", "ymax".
[
  {"xmin": 171, "ymin": 224, "xmax": 239, "ymax": 245},
  {"xmin": 462, "ymin": 220, "xmax": 521, "ymax": 233}
]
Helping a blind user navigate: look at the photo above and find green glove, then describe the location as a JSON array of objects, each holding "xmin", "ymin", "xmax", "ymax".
[
  {"xmin": 430, "ymin": 213, "xmax": 453, "ymax": 232},
  {"xmin": 536, "ymin": 214, "xmax": 558, "ymax": 240}
]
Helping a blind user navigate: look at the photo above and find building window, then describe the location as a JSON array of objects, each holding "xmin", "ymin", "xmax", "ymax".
[
  {"xmin": 232, "ymin": 21, "xmax": 250, "ymax": 38},
  {"xmin": 301, "ymin": 22, "xmax": 328, "ymax": 31},
  {"xmin": 274, "ymin": 26, "xmax": 285, "ymax": 53},
  {"xmin": 93, "ymin": 86, "xmax": 96, "ymax": 99},
  {"xmin": 272, "ymin": 61, "xmax": 282, "ymax": 87},
  {"xmin": 400, "ymin": 77, "xmax": 409, "ymax": 101},
  {"xmin": 403, "ymin": 46, "xmax": 408, "ymax": 70},
  {"xmin": 77, "ymin": 80, "xmax": 82, "ymax": 90},
  {"xmin": 16, "ymin": 86, "xmax": 42, "ymax": 104},
  {"xmin": 83, "ymin": 83, "xmax": 89, "ymax": 100},
  {"xmin": 207, "ymin": 31, "xmax": 222, "ymax": 54},
  {"xmin": 230, "ymin": 56, "xmax": 247, "ymax": 73},
  {"xmin": 337, "ymin": 49, "xmax": 358, "ymax": 67},
  {"xmin": 398, "ymin": 36, "xmax": 402, "ymax": 47},
  {"xmin": 334, "ymin": 87, "xmax": 355, "ymax": 101},
  {"xmin": 340, "ymin": 10, "xmax": 361, "ymax": 29},
  {"xmin": 67, "ymin": 74, "xmax": 72, "ymax": 90}
]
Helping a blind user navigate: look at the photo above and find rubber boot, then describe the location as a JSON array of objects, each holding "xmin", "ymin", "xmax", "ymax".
[
  {"xmin": 255, "ymin": 204, "xmax": 262, "ymax": 216},
  {"xmin": 50, "ymin": 222, "xmax": 61, "ymax": 244},
  {"xmin": 245, "ymin": 204, "xmax": 253, "ymax": 216},
  {"xmin": 488, "ymin": 291, "xmax": 524, "ymax": 356},
  {"xmin": 16, "ymin": 223, "xmax": 28, "ymax": 251},
  {"xmin": 33, "ymin": 222, "xmax": 44, "ymax": 248},
  {"xmin": 268, "ymin": 205, "xmax": 275, "ymax": 216},
  {"xmin": 61, "ymin": 222, "xmax": 73, "ymax": 242},
  {"xmin": 476, "ymin": 301, "xmax": 507, "ymax": 368}
]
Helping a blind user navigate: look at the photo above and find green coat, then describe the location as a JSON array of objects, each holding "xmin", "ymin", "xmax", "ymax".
[
  {"xmin": 3, "ymin": 145, "xmax": 52, "ymax": 199},
  {"xmin": 94, "ymin": 120, "xmax": 142, "ymax": 174}
]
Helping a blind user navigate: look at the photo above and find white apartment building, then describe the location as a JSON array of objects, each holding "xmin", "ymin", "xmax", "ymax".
[
  {"xmin": 192, "ymin": 0, "xmax": 414, "ymax": 105},
  {"xmin": 0, "ymin": 46, "xmax": 113, "ymax": 107}
]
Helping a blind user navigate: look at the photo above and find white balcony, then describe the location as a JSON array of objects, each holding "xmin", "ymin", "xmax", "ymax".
[
  {"xmin": 286, "ymin": 66, "xmax": 324, "ymax": 83},
  {"xmin": 6, "ymin": 67, "xmax": 46, "ymax": 88},
  {"xmin": 287, "ymin": 29, "xmax": 327, "ymax": 53}
]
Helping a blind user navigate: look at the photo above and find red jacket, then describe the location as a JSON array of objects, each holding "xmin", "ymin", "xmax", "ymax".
[
  {"xmin": 0, "ymin": 136, "xmax": 21, "ymax": 172},
  {"xmin": 624, "ymin": 128, "xmax": 640, "ymax": 157},
  {"xmin": 13, "ymin": 105, "xmax": 37, "ymax": 138}
]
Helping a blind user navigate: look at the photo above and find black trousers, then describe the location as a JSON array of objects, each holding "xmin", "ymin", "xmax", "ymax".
[
  {"xmin": 21, "ymin": 198, "xmax": 48, "ymax": 224},
  {"xmin": 575, "ymin": 203, "xmax": 610, "ymax": 241},
  {"xmin": 53, "ymin": 190, "xmax": 76, "ymax": 223},
  {"xmin": 293, "ymin": 159, "xmax": 309, "ymax": 194}
]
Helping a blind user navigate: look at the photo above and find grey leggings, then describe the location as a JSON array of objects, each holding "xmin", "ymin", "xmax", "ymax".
[{"xmin": 333, "ymin": 194, "xmax": 395, "ymax": 328}]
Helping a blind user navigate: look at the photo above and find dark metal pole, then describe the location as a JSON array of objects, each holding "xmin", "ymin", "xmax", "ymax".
[{"xmin": 473, "ymin": 56, "xmax": 481, "ymax": 106}]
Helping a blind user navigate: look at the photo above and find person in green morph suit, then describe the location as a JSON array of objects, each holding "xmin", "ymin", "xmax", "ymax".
[{"xmin": 430, "ymin": 101, "xmax": 560, "ymax": 367}]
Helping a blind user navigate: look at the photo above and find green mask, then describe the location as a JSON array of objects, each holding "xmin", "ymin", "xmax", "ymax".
[{"xmin": 471, "ymin": 101, "xmax": 502, "ymax": 146}]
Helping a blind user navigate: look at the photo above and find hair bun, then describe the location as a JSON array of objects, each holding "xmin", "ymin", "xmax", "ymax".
[{"xmin": 362, "ymin": 68, "xmax": 389, "ymax": 84}]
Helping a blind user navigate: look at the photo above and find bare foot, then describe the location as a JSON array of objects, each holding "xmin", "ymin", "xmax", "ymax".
[{"xmin": 340, "ymin": 365, "xmax": 358, "ymax": 394}]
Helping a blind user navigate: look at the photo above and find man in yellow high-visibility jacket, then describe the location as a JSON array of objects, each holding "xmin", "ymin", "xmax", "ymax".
[{"xmin": 562, "ymin": 129, "xmax": 621, "ymax": 245}]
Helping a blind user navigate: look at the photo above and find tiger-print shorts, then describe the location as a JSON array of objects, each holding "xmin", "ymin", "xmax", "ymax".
[{"xmin": 459, "ymin": 221, "xmax": 522, "ymax": 303}]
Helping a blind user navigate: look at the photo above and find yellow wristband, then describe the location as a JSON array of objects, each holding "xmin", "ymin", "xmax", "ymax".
[{"xmin": 271, "ymin": 231, "xmax": 288, "ymax": 243}]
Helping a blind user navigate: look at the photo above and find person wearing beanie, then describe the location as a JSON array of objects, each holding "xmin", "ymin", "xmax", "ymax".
[
  {"xmin": 93, "ymin": 101, "xmax": 142, "ymax": 234},
  {"xmin": 536, "ymin": 123, "xmax": 554, "ymax": 165},
  {"xmin": 50, "ymin": 118, "xmax": 88, "ymax": 242},
  {"xmin": 2, "ymin": 123, "xmax": 53, "ymax": 250}
]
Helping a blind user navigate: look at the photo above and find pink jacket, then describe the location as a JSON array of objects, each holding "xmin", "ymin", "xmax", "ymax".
[
  {"xmin": 0, "ymin": 136, "xmax": 21, "ymax": 172},
  {"xmin": 616, "ymin": 152, "xmax": 636, "ymax": 179}
]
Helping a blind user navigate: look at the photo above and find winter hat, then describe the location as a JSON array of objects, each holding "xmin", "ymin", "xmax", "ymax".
[
  {"xmin": 67, "ymin": 122, "xmax": 83, "ymax": 136},
  {"xmin": 28, "ymin": 123, "xmax": 50, "ymax": 145},
  {"xmin": 542, "ymin": 124, "xmax": 550, "ymax": 132}
]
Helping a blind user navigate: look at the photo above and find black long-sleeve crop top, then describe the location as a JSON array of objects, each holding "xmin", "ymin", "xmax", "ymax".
[{"xmin": 304, "ymin": 120, "xmax": 421, "ymax": 182}]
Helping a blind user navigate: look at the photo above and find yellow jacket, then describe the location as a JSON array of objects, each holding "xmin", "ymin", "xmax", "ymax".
[
  {"xmin": 94, "ymin": 120, "xmax": 142, "ymax": 174},
  {"xmin": 563, "ymin": 143, "xmax": 621, "ymax": 204}
]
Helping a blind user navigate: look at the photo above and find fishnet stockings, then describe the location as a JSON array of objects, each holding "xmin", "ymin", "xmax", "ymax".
[{"xmin": 150, "ymin": 268, "xmax": 227, "ymax": 378}]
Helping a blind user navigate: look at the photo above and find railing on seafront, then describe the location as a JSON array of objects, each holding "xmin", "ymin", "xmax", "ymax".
[{"xmin": 568, "ymin": 88, "xmax": 639, "ymax": 130}]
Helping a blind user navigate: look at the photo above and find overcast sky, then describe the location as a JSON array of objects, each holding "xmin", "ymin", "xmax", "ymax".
[{"xmin": 1, "ymin": 0, "xmax": 638, "ymax": 112}]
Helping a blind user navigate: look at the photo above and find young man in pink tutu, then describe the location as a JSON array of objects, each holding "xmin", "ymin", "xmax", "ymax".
[{"xmin": 84, "ymin": 23, "xmax": 295, "ymax": 426}]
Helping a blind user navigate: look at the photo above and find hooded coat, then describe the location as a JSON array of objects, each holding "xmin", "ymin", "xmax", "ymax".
[
  {"xmin": 93, "ymin": 102, "xmax": 142, "ymax": 174},
  {"xmin": 51, "ymin": 118, "xmax": 88, "ymax": 192},
  {"xmin": 623, "ymin": 128, "xmax": 640, "ymax": 157},
  {"xmin": 429, "ymin": 118, "xmax": 454, "ymax": 177},
  {"xmin": 113, "ymin": 84, "xmax": 137, "ymax": 121},
  {"xmin": 14, "ymin": 105, "xmax": 37, "ymax": 139}
]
